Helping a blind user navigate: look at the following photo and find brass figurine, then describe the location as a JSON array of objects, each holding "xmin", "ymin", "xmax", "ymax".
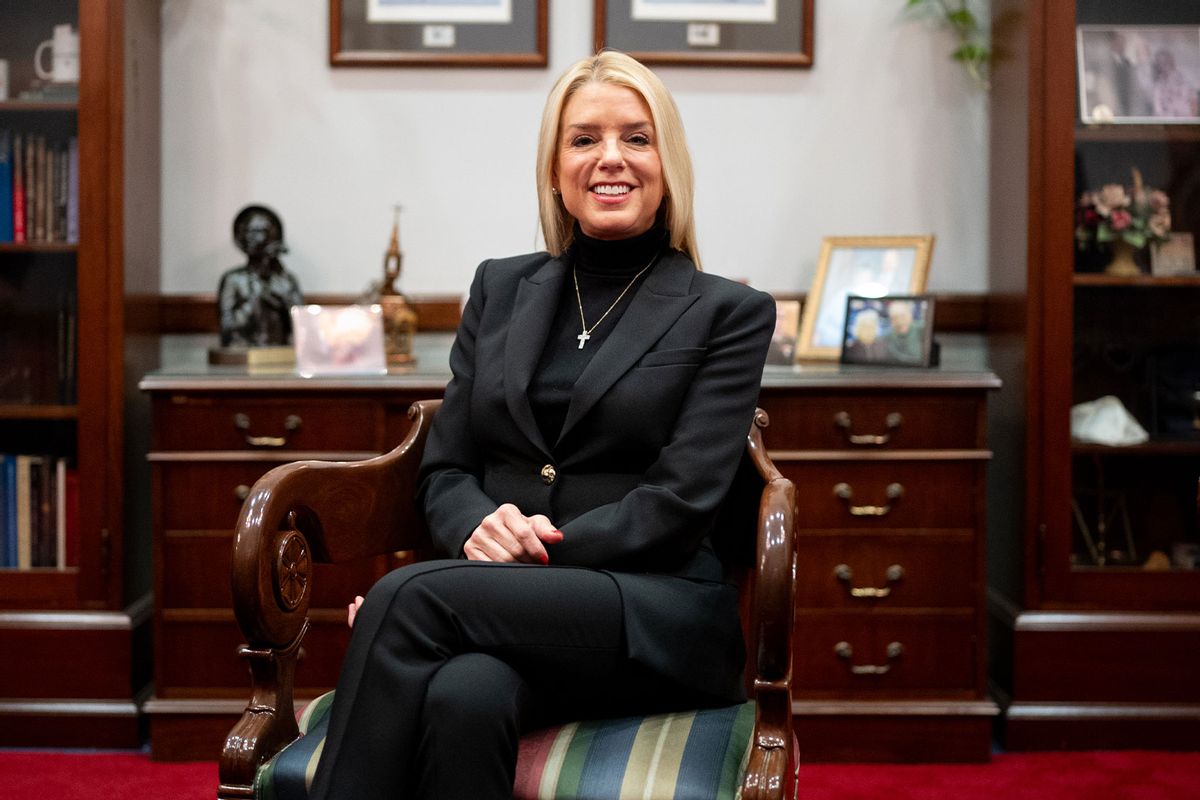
[{"xmin": 378, "ymin": 205, "xmax": 418, "ymax": 367}]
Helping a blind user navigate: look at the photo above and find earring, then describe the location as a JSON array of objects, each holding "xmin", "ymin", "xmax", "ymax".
[{"xmin": 551, "ymin": 187, "xmax": 560, "ymax": 195}]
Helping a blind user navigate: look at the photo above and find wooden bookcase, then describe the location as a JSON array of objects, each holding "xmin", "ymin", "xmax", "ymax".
[
  {"xmin": 989, "ymin": 0, "xmax": 1200, "ymax": 749},
  {"xmin": 0, "ymin": 0, "xmax": 160, "ymax": 747}
]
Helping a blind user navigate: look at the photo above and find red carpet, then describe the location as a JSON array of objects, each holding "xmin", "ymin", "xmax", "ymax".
[{"xmin": 1, "ymin": 750, "xmax": 1198, "ymax": 799}]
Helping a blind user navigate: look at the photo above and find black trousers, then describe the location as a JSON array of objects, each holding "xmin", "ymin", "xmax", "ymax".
[{"xmin": 307, "ymin": 560, "xmax": 707, "ymax": 800}]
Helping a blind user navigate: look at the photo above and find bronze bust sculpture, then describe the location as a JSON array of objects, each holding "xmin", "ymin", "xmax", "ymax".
[{"xmin": 217, "ymin": 205, "xmax": 304, "ymax": 348}]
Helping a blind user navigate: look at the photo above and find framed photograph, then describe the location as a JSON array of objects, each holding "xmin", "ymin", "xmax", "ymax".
[
  {"xmin": 594, "ymin": 0, "xmax": 814, "ymax": 67},
  {"xmin": 291, "ymin": 304, "xmax": 388, "ymax": 377},
  {"xmin": 765, "ymin": 299, "xmax": 800, "ymax": 365},
  {"xmin": 330, "ymin": 0, "xmax": 548, "ymax": 67},
  {"xmin": 1151, "ymin": 232, "xmax": 1197, "ymax": 276},
  {"xmin": 840, "ymin": 295, "xmax": 936, "ymax": 368},
  {"xmin": 1077, "ymin": 25, "xmax": 1200, "ymax": 124},
  {"xmin": 796, "ymin": 235, "xmax": 934, "ymax": 361}
]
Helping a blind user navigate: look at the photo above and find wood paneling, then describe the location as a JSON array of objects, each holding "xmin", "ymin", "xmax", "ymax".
[{"xmin": 129, "ymin": 293, "xmax": 1006, "ymax": 336}]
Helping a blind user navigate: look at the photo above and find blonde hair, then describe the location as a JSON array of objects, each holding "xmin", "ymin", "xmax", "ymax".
[{"xmin": 535, "ymin": 51, "xmax": 700, "ymax": 266}]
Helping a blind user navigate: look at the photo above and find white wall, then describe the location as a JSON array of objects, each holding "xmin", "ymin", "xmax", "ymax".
[{"xmin": 160, "ymin": 0, "xmax": 990, "ymax": 296}]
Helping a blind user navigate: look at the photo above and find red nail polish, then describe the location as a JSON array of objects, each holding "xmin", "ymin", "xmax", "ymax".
[{"xmin": 539, "ymin": 552, "xmax": 549, "ymax": 565}]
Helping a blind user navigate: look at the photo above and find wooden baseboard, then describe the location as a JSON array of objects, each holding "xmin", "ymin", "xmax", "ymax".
[
  {"xmin": 0, "ymin": 697, "xmax": 145, "ymax": 748},
  {"xmin": 790, "ymin": 699, "xmax": 998, "ymax": 762},
  {"xmin": 1005, "ymin": 702, "xmax": 1200, "ymax": 750}
]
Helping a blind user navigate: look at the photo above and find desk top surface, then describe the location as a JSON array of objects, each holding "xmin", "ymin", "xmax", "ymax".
[{"xmin": 139, "ymin": 333, "xmax": 1001, "ymax": 392}]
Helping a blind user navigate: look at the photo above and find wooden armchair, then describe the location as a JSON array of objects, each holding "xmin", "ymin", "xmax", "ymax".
[{"xmin": 217, "ymin": 400, "xmax": 797, "ymax": 800}]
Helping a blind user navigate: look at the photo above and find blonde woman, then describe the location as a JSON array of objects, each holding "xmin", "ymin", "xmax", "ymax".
[{"xmin": 309, "ymin": 52, "xmax": 774, "ymax": 800}]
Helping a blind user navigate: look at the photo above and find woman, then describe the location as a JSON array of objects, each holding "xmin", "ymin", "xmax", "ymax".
[
  {"xmin": 1151, "ymin": 47, "xmax": 1197, "ymax": 118},
  {"xmin": 309, "ymin": 51, "xmax": 774, "ymax": 800}
]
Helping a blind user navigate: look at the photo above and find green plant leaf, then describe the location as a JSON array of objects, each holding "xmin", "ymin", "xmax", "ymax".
[
  {"xmin": 1125, "ymin": 232, "xmax": 1147, "ymax": 248},
  {"xmin": 953, "ymin": 44, "xmax": 988, "ymax": 62},
  {"xmin": 948, "ymin": 9, "xmax": 976, "ymax": 27},
  {"xmin": 905, "ymin": 0, "xmax": 991, "ymax": 88}
]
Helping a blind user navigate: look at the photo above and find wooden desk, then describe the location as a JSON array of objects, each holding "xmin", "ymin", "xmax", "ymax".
[{"xmin": 140, "ymin": 334, "xmax": 999, "ymax": 761}]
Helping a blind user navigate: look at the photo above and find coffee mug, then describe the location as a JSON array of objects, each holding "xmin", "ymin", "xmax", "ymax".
[{"xmin": 34, "ymin": 24, "xmax": 80, "ymax": 84}]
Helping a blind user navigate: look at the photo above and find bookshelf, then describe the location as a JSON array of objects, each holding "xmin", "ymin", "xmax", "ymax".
[
  {"xmin": 988, "ymin": 0, "xmax": 1200, "ymax": 749},
  {"xmin": 0, "ymin": 0, "xmax": 160, "ymax": 747}
]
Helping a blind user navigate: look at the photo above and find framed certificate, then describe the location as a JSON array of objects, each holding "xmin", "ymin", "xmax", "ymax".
[{"xmin": 330, "ymin": 0, "xmax": 548, "ymax": 67}]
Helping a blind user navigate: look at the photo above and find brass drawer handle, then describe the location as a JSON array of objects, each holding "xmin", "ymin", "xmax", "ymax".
[
  {"xmin": 833, "ymin": 482, "xmax": 904, "ymax": 516},
  {"xmin": 834, "ymin": 563, "xmax": 905, "ymax": 598},
  {"xmin": 834, "ymin": 641, "xmax": 904, "ymax": 675},
  {"xmin": 234, "ymin": 413, "xmax": 302, "ymax": 447},
  {"xmin": 234, "ymin": 484, "xmax": 251, "ymax": 502},
  {"xmin": 834, "ymin": 411, "xmax": 902, "ymax": 445}
]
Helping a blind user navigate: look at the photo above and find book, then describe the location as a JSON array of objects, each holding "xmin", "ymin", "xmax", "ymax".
[
  {"xmin": 15, "ymin": 454, "xmax": 32, "ymax": 569},
  {"xmin": 66, "ymin": 137, "xmax": 78, "ymax": 243},
  {"xmin": 46, "ymin": 143, "xmax": 56, "ymax": 243},
  {"xmin": 12, "ymin": 131, "xmax": 25, "ymax": 242},
  {"xmin": 34, "ymin": 456, "xmax": 54, "ymax": 567},
  {"xmin": 0, "ymin": 455, "xmax": 13, "ymax": 567},
  {"xmin": 37, "ymin": 135, "xmax": 48, "ymax": 243},
  {"xmin": 0, "ymin": 129, "xmax": 12, "ymax": 242},
  {"xmin": 23, "ymin": 134, "xmax": 35, "ymax": 243},
  {"xmin": 63, "ymin": 467, "xmax": 79, "ymax": 568},
  {"xmin": 55, "ymin": 457, "xmax": 66, "ymax": 568},
  {"xmin": 55, "ymin": 144, "xmax": 68, "ymax": 243}
]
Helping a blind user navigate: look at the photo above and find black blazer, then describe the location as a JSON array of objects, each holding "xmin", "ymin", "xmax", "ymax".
[{"xmin": 417, "ymin": 248, "xmax": 775, "ymax": 702}]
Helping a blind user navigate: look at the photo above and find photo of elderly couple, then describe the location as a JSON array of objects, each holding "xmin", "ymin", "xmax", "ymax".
[{"xmin": 840, "ymin": 295, "xmax": 935, "ymax": 367}]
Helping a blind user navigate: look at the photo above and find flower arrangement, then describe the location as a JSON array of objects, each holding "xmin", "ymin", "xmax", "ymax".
[{"xmin": 1075, "ymin": 169, "xmax": 1171, "ymax": 250}]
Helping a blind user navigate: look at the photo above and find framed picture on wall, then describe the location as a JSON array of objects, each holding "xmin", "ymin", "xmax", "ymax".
[
  {"xmin": 330, "ymin": 0, "xmax": 548, "ymax": 67},
  {"xmin": 795, "ymin": 235, "xmax": 934, "ymax": 361},
  {"xmin": 1076, "ymin": 25, "xmax": 1200, "ymax": 123},
  {"xmin": 840, "ymin": 295, "xmax": 936, "ymax": 368},
  {"xmin": 594, "ymin": 0, "xmax": 814, "ymax": 67}
]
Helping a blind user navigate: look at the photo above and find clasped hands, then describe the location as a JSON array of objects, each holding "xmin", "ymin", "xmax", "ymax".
[{"xmin": 347, "ymin": 503, "xmax": 562, "ymax": 627}]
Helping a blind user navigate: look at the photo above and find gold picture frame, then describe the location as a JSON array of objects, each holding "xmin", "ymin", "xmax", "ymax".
[{"xmin": 796, "ymin": 235, "xmax": 934, "ymax": 361}]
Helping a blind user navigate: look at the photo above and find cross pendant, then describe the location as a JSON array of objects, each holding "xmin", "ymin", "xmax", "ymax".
[{"xmin": 576, "ymin": 330, "xmax": 591, "ymax": 349}]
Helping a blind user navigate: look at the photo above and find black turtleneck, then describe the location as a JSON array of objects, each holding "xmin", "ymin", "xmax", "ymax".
[{"xmin": 529, "ymin": 223, "xmax": 669, "ymax": 451}]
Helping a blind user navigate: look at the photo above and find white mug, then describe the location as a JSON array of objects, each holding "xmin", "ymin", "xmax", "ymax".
[{"xmin": 34, "ymin": 24, "xmax": 80, "ymax": 84}]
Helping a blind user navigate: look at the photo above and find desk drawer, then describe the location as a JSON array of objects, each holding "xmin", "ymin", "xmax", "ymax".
[
  {"xmin": 154, "ymin": 396, "xmax": 384, "ymax": 451},
  {"xmin": 793, "ymin": 611, "xmax": 977, "ymax": 693},
  {"xmin": 158, "ymin": 461, "xmax": 301, "ymax": 530},
  {"xmin": 795, "ymin": 533, "xmax": 976, "ymax": 609},
  {"xmin": 784, "ymin": 461, "xmax": 982, "ymax": 530},
  {"xmin": 758, "ymin": 392, "xmax": 984, "ymax": 450}
]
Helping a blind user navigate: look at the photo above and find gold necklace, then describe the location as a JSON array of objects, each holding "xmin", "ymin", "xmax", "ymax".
[{"xmin": 572, "ymin": 253, "xmax": 659, "ymax": 349}]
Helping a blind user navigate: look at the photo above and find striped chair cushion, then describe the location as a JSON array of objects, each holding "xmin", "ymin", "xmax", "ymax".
[{"xmin": 254, "ymin": 691, "xmax": 756, "ymax": 800}]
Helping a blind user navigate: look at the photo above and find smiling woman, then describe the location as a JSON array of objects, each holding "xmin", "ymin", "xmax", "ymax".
[
  {"xmin": 553, "ymin": 83, "xmax": 665, "ymax": 241},
  {"xmin": 305, "ymin": 50, "xmax": 776, "ymax": 800},
  {"xmin": 536, "ymin": 51, "xmax": 700, "ymax": 266}
]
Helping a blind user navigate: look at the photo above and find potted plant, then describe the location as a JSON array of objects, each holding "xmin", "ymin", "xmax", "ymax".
[{"xmin": 1075, "ymin": 169, "xmax": 1172, "ymax": 275}]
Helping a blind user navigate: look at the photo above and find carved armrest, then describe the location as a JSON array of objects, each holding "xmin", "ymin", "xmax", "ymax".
[
  {"xmin": 741, "ymin": 408, "xmax": 798, "ymax": 800},
  {"xmin": 218, "ymin": 399, "xmax": 441, "ymax": 799}
]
